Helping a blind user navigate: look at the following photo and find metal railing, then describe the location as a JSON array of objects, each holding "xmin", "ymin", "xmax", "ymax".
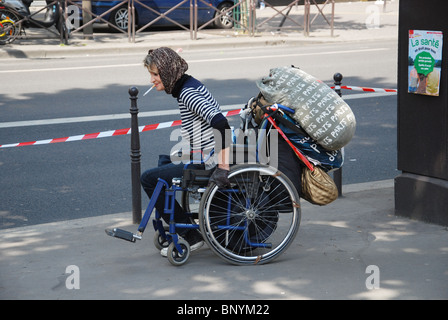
[
  {"xmin": 0, "ymin": 0, "xmax": 66, "ymax": 43},
  {"xmin": 256, "ymin": 0, "xmax": 303, "ymax": 32},
  {"xmin": 304, "ymin": 0, "xmax": 334, "ymax": 37},
  {"xmin": 64, "ymin": 0, "xmax": 131, "ymax": 44},
  {"xmin": 4, "ymin": 0, "xmax": 335, "ymax": 44},
  {"xmin": 131, "ymin": 0, "xmax": 193, "ymax": 41},
  {"xmin": 256, "ymin": 0, "xmax": 334, "ymax": 36},
  {"xmin": 193, "ymin": 0, "xmax": 252, "ymax": 38}
]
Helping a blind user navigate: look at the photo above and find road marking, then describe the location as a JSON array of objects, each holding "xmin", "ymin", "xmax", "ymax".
[
  {"xmin": 0, "ymin": 92, "xmax": 396, "ymax": 129},
  {"xmin": 0, "ymin": 48, "xmax": 389, "ymax": 74},
  {"xmin": 0, "ymin": 104, "xmax": 239, "ymax": 128}
]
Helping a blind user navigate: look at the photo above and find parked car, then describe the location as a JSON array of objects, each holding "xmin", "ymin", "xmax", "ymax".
[{"xmin": 86, "ymin": 0, "xmax": 235, "ymax": 31}]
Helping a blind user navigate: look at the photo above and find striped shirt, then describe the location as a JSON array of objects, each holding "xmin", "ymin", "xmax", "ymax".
[{"xmin": 177, "ymin": 77, "xmax": 222, "ymax": 159}]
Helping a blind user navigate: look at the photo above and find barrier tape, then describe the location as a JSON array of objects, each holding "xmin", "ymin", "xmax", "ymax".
[
  {"xmin": 0, "ymin": 85, "xmax": 398, "ymax": 149},
  {"xmin": 0, "ymin": 109, "xmax": 242, "ymax": 149},
  {"xmin": 332, "ymin": 85, "xmax": 397, "ymax": 93}
]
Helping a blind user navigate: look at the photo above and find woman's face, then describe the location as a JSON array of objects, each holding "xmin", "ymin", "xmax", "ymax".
[{"xmin": 147, "ymin": 65, "xmax": 165, "ymax": 92}]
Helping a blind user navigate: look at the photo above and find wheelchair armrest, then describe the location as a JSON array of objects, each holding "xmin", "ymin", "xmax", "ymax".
[{"xmin": 182, "ymin": 168, "xmax": 214, "ymax": 189}]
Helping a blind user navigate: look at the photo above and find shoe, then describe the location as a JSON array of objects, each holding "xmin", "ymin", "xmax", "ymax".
[
  {"xmin": 183, "ymin": 229, "xmax": 204, "ymax": 248},
  {"xmin": 160, "ymin": 231, "xmax": 204, "ymax": 257}
]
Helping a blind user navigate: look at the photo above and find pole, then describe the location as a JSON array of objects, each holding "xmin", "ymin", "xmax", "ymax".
[
  {"xmin": 333, "ymin": 72, "xmax": 343, "ymax": 197},
  {"xmin": 304, "ymin": 0, "xmax": 310, "ymax": 37},
  {"xmin": 82, "ymin": 0, "xmax": 93, "ymax": 39},
  {"xmin": 129, "ymin": 87, "xmax": 142, "ymax": 224}
]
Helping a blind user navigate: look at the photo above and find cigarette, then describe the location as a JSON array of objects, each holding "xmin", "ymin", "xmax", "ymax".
[{"xmin": 143, "ymin": 84, "xmax": 155, "ymax": 96}]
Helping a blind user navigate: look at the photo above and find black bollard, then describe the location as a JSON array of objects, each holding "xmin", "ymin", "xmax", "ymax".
[
  {"xmin": 333, "ymin": 73, "xmax": 343, "ymax": 197},
  {"xmin": 129, "ymin": 87, "xmax": 142, "ymax": 224},
  {"xmin": 333, "ymin": 73, "xmax": 343, "ymax": 97}
]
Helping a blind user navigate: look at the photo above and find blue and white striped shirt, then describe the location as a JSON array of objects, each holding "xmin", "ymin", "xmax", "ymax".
[{"xmin": 177, "ymin": 77, "xmax": 222, "ymax": 155}]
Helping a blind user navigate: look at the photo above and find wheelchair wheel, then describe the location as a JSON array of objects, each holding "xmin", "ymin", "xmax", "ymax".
[
  {"xmin": 153, "ymin": 226, "xmax": 170, "ymax": 250},
  {"xmin": 199, "ymin": 164, "xmax": 301, "ymax": 265},
  {"xmin": 167, "ymin": 238, "xmax": 190, "ymax": 266}
]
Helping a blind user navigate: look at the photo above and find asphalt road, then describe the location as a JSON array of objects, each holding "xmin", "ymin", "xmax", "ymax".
[{"xmin": 0, "ymin": 39, "xmax": 398, "ymax": 229}]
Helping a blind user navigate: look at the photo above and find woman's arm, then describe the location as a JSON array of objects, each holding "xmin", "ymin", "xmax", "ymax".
[{"xmin": 209, "ymin": 114, "xmax": 231, "ymax": 187}]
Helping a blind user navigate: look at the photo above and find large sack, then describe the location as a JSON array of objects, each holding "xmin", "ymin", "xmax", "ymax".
[{"xmin": 256, "ymin": 66, "xmax": 356, "ymax": 151}]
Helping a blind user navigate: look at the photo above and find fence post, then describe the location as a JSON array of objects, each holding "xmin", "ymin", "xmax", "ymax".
[
  {"xmin": 333, "ymin": 72, "xmax": 343, "ymax": 197},
  {"xmin": 190, "ymin": 0, "xmax": 194, "ymax": 39},
  {"xmin": 304, "ymin": 0, "xmax": 310, "ymax": 36},
  {"xmin": 82, "ymin": 0, "xmax": 94, "ymax": 39},
  {"xmin": 129, "ymin": 87, "xmax": 142, "ymax": 224},
  {"xmin": 131, "ymin": 0, "xmax": 136, "ymax": 43},
  {"xmin": 60, "ymin": 0, "xmax": 68, "ymax": 45}
]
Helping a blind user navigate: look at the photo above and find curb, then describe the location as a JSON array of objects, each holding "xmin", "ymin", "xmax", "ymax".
[
  {"xmin": 0, "ymin": 32, "xmax": 398, "ymax": 59},
  {"xmin": 0, "ymin": 179, "xmax": 395, "ymax": 234}
]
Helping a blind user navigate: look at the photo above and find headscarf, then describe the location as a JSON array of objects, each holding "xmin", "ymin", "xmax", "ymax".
[{"xmin": 143, "ymin": 47, "xmax": 189, "ymax": 94}]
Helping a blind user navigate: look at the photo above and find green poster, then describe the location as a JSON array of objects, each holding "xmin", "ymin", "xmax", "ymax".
[{"xmin": 408, "ymin": 30, "xmax": 443, "ymax": 96}]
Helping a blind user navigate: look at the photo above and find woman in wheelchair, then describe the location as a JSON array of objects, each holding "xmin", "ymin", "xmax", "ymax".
[{"xmin": 140, "ymin": 47, "xmax": 232, "ymax": 256}]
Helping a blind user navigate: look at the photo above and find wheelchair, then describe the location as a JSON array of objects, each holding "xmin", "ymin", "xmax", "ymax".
[{"xmin": 106, "ymin": 104, "xmax": 302, "ymax": 266}]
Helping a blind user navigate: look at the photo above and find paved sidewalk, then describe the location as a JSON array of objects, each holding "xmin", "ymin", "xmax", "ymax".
[
  {"xmin": 1, "ymin": 180, "xmax": 447, "ymax": 300},
  {"xmin": 2, "ymin": 0, "xmax": 447, "ymax": 301},
  {"xmin": 1, "ymin": 1, "xmax": 399, "ymax": 59}
]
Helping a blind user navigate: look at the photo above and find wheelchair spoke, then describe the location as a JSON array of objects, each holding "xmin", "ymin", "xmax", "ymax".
[{"xmin": 199, "ymin": 164, "xmax": 301, "ymax": 265}]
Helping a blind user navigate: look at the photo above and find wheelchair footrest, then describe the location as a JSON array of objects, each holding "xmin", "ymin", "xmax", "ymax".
[{"xmin": 105, "ymin": 228, "xmax": 142, "ymax": 243}]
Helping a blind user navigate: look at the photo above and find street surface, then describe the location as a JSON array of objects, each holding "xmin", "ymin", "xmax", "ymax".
[{"xmin": 0, "ymin": 39, "xmax": 398, "ymax": 228}]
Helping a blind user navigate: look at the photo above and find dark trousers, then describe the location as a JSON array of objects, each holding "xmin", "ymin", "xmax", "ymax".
[{"xmin": 140, "ymin": 155, "xmax": 203, "ymax": 232}]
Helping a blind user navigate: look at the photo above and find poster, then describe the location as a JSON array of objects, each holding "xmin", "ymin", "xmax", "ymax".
[{"xmin": 408, "ymin": 30, "xmax": 443, "ymax": 96}]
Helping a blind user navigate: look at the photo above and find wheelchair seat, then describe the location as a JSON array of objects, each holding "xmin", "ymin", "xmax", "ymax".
[{"xmin": 181, "ymin": 167, "xmax": 213, "ymax": 189}]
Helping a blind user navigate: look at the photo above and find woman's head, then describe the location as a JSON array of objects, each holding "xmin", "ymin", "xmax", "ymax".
[{"xmin": 143, "ymin": 47, "xmax": 188, "ymax": 94}]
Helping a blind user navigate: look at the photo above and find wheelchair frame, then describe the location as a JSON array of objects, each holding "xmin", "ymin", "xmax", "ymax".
[{"xmin": 106, "ymin": 104, "xmax": 303, "ymax": 266}]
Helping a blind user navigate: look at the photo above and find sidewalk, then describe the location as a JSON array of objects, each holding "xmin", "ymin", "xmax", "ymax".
[
  {"xmin": 2, "ymin": 0, "xmax": 447, "ymax": 301},
  {"xmin": 1, "ymin": 180, "xmax": 447, "ymax": 300},
  {"xmin": 0, "ymin": 1, "xmax": 399, "ymax": 59}
]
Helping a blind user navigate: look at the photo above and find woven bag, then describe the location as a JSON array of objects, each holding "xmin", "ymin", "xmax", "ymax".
[{"xmin": 301, "ymin": 166, "xmax": 338, "ymax": 206}]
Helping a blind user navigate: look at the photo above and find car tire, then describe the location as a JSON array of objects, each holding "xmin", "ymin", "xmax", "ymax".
[
  {"xmin": 109, "ymin": 6, "xmax": 137, "ymax": 31},
  {"xmin": 214, "ymin": 2, "xmax": 233, "ymax": 29}
]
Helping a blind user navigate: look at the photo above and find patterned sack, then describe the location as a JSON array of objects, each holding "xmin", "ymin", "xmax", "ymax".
[{"xmin": 256, "ymin": 66, "xmax": 356, "ymax": 151}]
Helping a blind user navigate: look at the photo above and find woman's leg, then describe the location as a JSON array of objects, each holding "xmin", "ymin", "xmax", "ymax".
[
  {"xmin": 141, "ymin": 161, "xmax": 204, "ymax": 250},
  {"xmin": 140, "ymin": 162, "xmax": 187, "ymax": 226}
]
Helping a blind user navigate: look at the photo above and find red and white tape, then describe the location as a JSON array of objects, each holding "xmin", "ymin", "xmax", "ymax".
[
  {"xmin": 0, "ymin": 109, "xmax": 242, "ymax": 149},
  {"xmin": 333, "ymin": 85, "xmax": 397, "ymax": 93},
  {"xmin": 0, "ymin": 85, "xmax": 398, "ymax": 149}
]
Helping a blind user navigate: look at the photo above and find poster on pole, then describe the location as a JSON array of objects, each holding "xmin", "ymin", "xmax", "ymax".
[{"xmin": 408, "ymin": 30, "xmax": 443, "ymax": 96}]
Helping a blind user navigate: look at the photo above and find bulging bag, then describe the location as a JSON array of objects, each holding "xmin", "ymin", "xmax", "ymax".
[
  {"xmin": 256, "ymin": 66, "xmax": 356, "ymax": 151},
  {"xmin": 301, "ymin": 166, "xmax": 338, "ymax": 206}
]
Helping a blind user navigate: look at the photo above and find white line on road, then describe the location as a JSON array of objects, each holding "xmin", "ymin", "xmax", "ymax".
[
  {"xmin": 0, "ymin": 92, "xmax": 396, "ymax": 129},
  {"xmin": 0, "ymin": 48, "xmax": 389, "ymax": 74}
]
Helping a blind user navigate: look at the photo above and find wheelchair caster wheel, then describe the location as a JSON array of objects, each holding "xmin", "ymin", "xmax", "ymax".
[
  {"xmin": 153, "ymin": 228, "xmax": 170, "ymax": 250},
  {"xmin": 167, "ymin": 239, "xmax": 190, "ymax": 266}
]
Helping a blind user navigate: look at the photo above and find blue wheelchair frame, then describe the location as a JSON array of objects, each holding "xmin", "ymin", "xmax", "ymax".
[
  {"xmin": 107, "ymin": 103, "xmax": 295, "ymax": 258},
  {"xmin": 140, "ymin": 176, "xmax": 200, "ymax": 255}
]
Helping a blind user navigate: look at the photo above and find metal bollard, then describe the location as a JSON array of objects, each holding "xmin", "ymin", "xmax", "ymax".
[
  {"xmin": 333, "ymin": 73, "xmax": 343, "ymax": 197},
  {"xmin": 129, "ymin": 87, "xmax": 142, "ymax": 224}
]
